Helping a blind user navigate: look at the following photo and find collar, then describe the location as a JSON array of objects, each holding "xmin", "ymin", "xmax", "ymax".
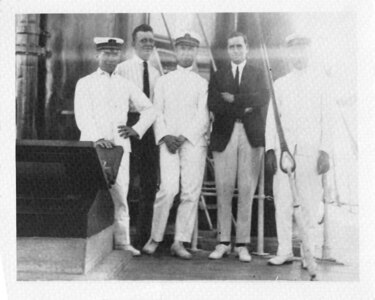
[
  {"xmin": 97, "ymin": 67, "xmax": 119, "ymax": 76},
  {"xmin": 133, "ymin": 54, "xmax": 148, "ymax": 65},
  {"xmin": 231, "ymin": 60, "xmax": 247, "ymax": 72},
  {"xmin": 291, "ymin": 66, "xmax": 315, "ymax": 77},
  {"xmin": 177, "ymin": 65, "xmax": 193, "ymax": 72}
]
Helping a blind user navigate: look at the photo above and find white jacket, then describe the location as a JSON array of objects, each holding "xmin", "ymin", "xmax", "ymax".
[
  {"xmin": 74, "ymin": 68, "xmax": 156, "ymax": 152},
  {"xmin": 153, "ymin": 66, "xmax": 209, "ymax": 146},
  {"xmin": 116, "ymin": 54, "xmax": 161, "ymax": 107},
  {"xmin": 265, "ymin": 67, "xmax": 335, "ymax": 156}
]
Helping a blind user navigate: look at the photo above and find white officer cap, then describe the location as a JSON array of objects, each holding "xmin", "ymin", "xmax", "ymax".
[
  {"xmin": 93, "ymin": 37, "xmax": 124, "ymax": 50},
  {"xmin": 175, "ymin": 31, "xmax": 201, "ymax": 47},
  {"xmin": 285, "ymin": 33, "xmax": 311, "ymax": 47}
]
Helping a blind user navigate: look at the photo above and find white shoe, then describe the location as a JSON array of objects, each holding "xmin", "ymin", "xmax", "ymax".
[
  {"xmin": 115, "ymin": 244, "xmax": 141, "ymax": 256},
  {"xmin": 142, "ymin": 238, "xmax": 159, "ymax": 255},
  {"xmin": 208, "ymin": 244, "xmax": 231, "ymax": 260},
  {"xmin": 234, "ymin": 246, "xmax": 251, "ymax": 262},
  {"xmin": 170, "ymin": 242, "xmax": 192, "ymax": 260},
  {"xmin": 268, "ymin": 254, "xmax": 294, "ymax": 266}
]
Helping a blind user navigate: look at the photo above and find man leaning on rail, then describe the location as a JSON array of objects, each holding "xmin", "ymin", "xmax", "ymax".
[{"xmin": 74, "ymin": 37, "xmax": 156, "ymax": 257}]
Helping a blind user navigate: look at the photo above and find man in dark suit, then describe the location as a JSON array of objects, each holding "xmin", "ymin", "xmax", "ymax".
[{"xmin": 208, "ymin": 32, "xmax": 269, "ymax": 262}]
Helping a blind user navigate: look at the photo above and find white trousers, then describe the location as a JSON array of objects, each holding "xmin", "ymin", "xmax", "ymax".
[
  {"xmin": 109, "ymin": 153, "xmax": 131, "ymax": 246},
  {"xmin": 273, "ymin": 151, "xmax": 323, "ymax": 256},
  {"xmin": 151, "ymin": 141, "xmax": 207, "ymax": 243},
  {"xmin": 213, "ymin": 123, "xmax": 263, "ymax": 244}
]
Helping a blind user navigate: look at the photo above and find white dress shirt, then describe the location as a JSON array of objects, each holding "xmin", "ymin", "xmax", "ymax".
[
  {"xmin": 74, "ymin": 68, "xmax": 156, "ymax": 152},
  {"xmin": 231, "ymin": 60, "xmax": 247, "ymax": 83},
  {"xmin": 265, "ymin": 67, "xmax": 334, "ymax": 156},
  {"xmin": 116, "ymin": 54, "xmax": 160, "ymax": 111},
  {"xmin": 153, "ymin": 65, "xmax": 209, "ymax": 146}
]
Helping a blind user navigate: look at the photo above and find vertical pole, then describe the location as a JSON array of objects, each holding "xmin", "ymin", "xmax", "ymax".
[
  {"xmin": 191, "ymin": 209, "xmax": 199, "ymax": 251},
  {"xmin": 321, "ymin": 160, "xmax": 339, "ymax": 262},
  {"xmin": 257, "ymin": 153, "xmax": 265, "ymax": 254},
  {"xmin": 253, "ymin": 152, "xmax": 269, "ymax": 256},
  {"xmin": 161, "ymin": 13, "xmax": 175, "ymax": 52},
  {"xmin": 16, "ymin": 14, "xmax": 41, "ymax": 139},
  {"xmin": 322, "ymin": 195, "xmax": 331, "ymax": 260},
  {"xmin": 234, "ymin": 13, "xmax": 239, "ymax": 31},
  {"xmin": 196, "ymin": 14, "xmax": 217, "ymax": 72},
  {"xmin": 145, "ymin": 13, "xmax": 151, "ymax": 25}
]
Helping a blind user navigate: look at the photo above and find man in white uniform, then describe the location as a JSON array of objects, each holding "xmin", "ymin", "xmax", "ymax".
[
  {"xmin": 265, "ymin": 33, "xmax": 333, "ymax": 266},
  {"xmin": 142, "ymin": 32, "xmax": 209, "ymax": 259},
  {"xmin": 74, "ymin": 37, "xmax": 156, "ymax": 256},
  {"xmin": 116, "ymin": 24, "xmax": 161, "ymax": 247}
]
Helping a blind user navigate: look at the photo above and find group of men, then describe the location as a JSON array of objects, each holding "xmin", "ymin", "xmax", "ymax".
[{"xmin": 74, "ymin": 24, "xmax": 332, "ymax": 266}]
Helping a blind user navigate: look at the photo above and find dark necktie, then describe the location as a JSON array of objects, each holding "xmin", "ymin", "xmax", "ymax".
[
  {"xmin": 234, "ymin": 66, "xmax": 240, "ymax": 93},
  {"xmin": 143, "ymin": 61, "xmax": 150, "ymax": 98}
]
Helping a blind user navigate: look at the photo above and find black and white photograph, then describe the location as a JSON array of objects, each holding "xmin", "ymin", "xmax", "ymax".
[{"xmin": 1, "ymin": 0, "xmax": 374, "ymax": 299}]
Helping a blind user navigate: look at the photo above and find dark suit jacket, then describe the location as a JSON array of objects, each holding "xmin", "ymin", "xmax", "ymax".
[{"xmin": 208, "ymin": 60, "xmax": 270, "ymax": 152}]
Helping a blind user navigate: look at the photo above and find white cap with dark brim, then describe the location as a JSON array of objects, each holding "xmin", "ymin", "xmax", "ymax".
[
  {"xmin": 94, "ymin": 37, "xmax": 124, "ymax": 50},
  {"xmin": 285, "ymin": 33, "xmax": 311, "ymax": 47},
  {"xmin": 175, "ymin": 32, "xmax": 200, "ymax": 47}
]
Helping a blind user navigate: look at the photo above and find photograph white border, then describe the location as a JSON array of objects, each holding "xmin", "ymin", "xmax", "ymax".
[{"xmin": 1, "ymin": 0, "xmax": 374, "ymax": 299}]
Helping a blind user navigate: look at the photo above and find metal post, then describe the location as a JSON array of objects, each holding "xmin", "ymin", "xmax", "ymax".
[
  {"xmin": 322, "ymin": 194, "xmax": 332, "ymax": 260},
  {"xmin": 16, "ymin": 14, "xmax": 41, "ymax": 139},
  {"xmin": 161, "ymin": 13, "xmax": 175, "ymax": 52},
  {"xmin": 320, "ymin": 161, "xmax": 342, "ymax": 264},
  {"xmin": 252, "ymin": 152, "xmax": 269, "ymax": 256},
  {"xmin": 234, "ymin": 13, "xmax": 239, "ymax": 31},
  {"xmin": 145, "ymin": 13, "xmax": 151, "ymax": 25},
  {"xmin": 196, "ymin": 14, "xmax": 217, "ymax": 72},
  {"xmin": 191, "ymin": 209, "xmax": 199, "ymax": 251}
]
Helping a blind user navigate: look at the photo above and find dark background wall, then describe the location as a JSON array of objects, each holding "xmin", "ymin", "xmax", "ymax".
[
  {"xmin": 16, "ymin": 13, "xmax": 294, "ymax": 141},
  {"xmin": 43, "ymin": 14, "xmax": 147, "ymax": 140}
]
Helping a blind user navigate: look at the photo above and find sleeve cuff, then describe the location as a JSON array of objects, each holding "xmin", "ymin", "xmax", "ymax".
[{"xmin": 155, "ymin": 130, "xmax": 168, "ymax": 145}]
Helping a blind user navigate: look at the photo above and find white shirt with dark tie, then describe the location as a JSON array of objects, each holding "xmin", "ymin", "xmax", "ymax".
[
  {"xmin": 231, "ymin": 60, "xmax": 247, "ymax": 84},
  {"xmin": 116, "ymin": 54, "xmax": 161, "ymax": 111}
]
